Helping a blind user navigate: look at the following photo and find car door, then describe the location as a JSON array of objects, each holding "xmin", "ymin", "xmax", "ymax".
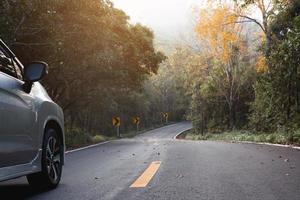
[{"xmin": 0, "ymin": 46, "xmax": 37, "ymax": 168}]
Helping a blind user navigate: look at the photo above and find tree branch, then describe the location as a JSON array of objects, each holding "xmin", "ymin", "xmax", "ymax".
[
  {"xmin": 14, "ymin": 15, "xmax": 26, "ymax": 36},
  {"xmin": 237, "ymin": 14, "xmax": 266, "ymax": 34},
  {"xmin": 11, "ymin": 42, "xmax": 52, "ymax": 46}
]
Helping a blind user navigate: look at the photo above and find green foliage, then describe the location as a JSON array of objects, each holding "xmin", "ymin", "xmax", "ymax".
[
  {"xmin": 65, "ymin": 128, "xmax": 93, "ymax": 148},
  {"xmin": 185, "ymin": 129, "xmax": 300, "ymax": 145},
  {"xmin": 291, "ymin": 130, "xmax": 300, "ymax": 143},
  {"xmin": 185, "ymin": 133, "xmax": 211, "ymax": 141},
  {"xmin": 250, "ymin": 1, "xmax": 300, "ymax": 131},
  {"xmin": 188, "ymin": 51, "xmax": 255, "ymax": 132},
  {"xmin": 65, "ymin": 128, "xmax": 108, "ymax": 149},
  {"xmin": 143, "ymin": 48, "xmax": 191, "ymax": 123}
]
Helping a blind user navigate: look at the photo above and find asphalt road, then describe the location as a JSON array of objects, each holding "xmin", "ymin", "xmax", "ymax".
[{"xmin": 0, "ymin": 122, "xmax": 299, "ymax": 200}]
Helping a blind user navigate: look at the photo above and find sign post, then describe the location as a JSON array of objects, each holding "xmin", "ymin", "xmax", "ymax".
[
  {"xmin": 161, "ymin": 113, "xmax": 169, "ymax": 124},
  {"xmin": 133, "ymin": 117, "xmax": 140, "ymax": 132},
  {"xmin": 165, "ymin": 113, "xmax": 169, "ymax": 124},
  {"xmin": 112, "ymin": 117, "xmax": 121, "ymax": 137},
  {"xmin": 161, "ymin": 112, "xmax": 164, "ymax": 124}
]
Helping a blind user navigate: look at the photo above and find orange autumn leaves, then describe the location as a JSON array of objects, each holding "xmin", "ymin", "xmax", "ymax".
[
  {"xmin": 255, "ymin": 55, "xmax": 268, "ymax": 73},
  {"xmin": 195, "ymin": 5, "xmax": 267, "ymax": 73},
  {"xmin": 195, "ymin": 6, "xmax": 241, "ymax": 63}
]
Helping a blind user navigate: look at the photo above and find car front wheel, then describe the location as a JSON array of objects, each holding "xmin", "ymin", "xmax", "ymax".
[{"xmin": 27, "ymin": 128, "xmax": 63, "ymax": 189}]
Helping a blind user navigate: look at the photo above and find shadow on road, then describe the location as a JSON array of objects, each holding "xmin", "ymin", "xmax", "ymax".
[{"xmin": 0, "ymin": 184, "xmax": 53, "ymax": 200}]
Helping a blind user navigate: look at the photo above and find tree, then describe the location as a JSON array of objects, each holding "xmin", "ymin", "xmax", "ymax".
[
  {"xmin": 232, "ymin": 0, "xmax": 285, "ymax": 55},
  {"xmin": 194, "ymin": 5, "xmax": 254, "ymax": 129},
  {"xmin": 250, "ymin": 0, "xmax": 300, "ymax": 131},
  {"xmin": 144, "ymin": 48, "xmax": 191, "ymax": 123}
]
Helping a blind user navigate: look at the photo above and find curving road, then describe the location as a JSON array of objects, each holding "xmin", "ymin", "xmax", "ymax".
[{"xmin": 0, "ymin": 122, "xmax": 299, "ymax": 200}]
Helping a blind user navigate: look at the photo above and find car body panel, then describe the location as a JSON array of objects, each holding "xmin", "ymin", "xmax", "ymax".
[
  {"xmin": 0, "ymin": 39, "xmax": 64, "ymax": 182},
  {"xmin": 0, "ymin": 72, "xmax": 37, "ymax": 167}
]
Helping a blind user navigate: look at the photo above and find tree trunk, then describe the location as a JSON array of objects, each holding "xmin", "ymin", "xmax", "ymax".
[
  {"xmin": 201, "ymin": 110, "xmax": 204, "ymax": 136},
  {"xmin": 228, "ymin": 102, "xmax": 236, "ymax": 130}
]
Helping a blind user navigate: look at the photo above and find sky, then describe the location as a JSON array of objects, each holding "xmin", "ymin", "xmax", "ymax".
[
  {"xmin": 111, "ymin": 0, "xmax": 262, "ymax": 51},
  {"xmin": 112, "ymin": 0, "xmax": 203, "ymax": 43}
]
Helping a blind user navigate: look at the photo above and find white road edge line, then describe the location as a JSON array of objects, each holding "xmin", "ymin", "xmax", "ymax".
[
  {"xmin": 236, "ymin": 141, "xmax": 300, "ymax": 150},
  {"xmin": 66, "ymin": 124, "xmax": 183, "ymax": 154},
  {"xmin": 173, "ymin": 128, "xmax": 300, "ymax": 150},
  {"xmin": 173, "ymin": 128, "xmax": 193, "ymax": 140},
  {"xmin": 65, "ymin": 141, "xmax": 110, "ymax": 154}
]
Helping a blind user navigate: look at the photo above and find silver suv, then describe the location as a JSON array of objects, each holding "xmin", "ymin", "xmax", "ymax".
[{"xmin": 0, "ymin": 39, "xmax": 65, "ymax": 189}]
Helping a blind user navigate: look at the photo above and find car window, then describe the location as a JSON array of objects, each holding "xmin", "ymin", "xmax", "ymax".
[
  {"xmin": 0, "ymin": 47, "xmax": 22, "ymax": 79},
  {"xmin": 0, "ymin": 48, "xmax": 5, "ymax": 57},
  {"xmin": 0, "ymin": 46, "xmax": 10, "ymax": 58}
]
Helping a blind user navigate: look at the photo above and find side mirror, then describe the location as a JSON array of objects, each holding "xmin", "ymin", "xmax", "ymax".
[
  {"xmin": 24, "ymin": 62, "xmax": 48, "ymax": 82},
  {"xmin": 23, "ymin": 62, "xmax": 48, "ymax": 93}
]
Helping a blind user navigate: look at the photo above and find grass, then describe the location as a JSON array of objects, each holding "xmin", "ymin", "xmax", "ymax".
[
  {"xmin": 92, "ymin": 135, "xmax": 107, "ymax": 143},
  {"xmin": 183, "ymin": 129, "xmax": 300, "ymax": 146},
  {"xmin": 65, "ymin": 128, "xmax": 110, "ymax": 150}
]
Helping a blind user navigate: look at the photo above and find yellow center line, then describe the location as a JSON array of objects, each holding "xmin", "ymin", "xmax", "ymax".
[{"xmin": 130, "ymin": 161, "xmax": 161, "ymax": 188}]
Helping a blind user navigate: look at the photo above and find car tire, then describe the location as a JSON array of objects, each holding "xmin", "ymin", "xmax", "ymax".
[{"xmin": 27, "ymin": 128, "xmax": 63, "ymax": 189}]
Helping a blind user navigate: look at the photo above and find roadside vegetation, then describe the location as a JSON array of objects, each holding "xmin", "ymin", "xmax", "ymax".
[
  {"xmin": 183, "ymin": 130, "xmax": 300, "ymax": 146},
  {"xmin": 65, "ymin": 128, "xmax": 109, "ymax": 149}
]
